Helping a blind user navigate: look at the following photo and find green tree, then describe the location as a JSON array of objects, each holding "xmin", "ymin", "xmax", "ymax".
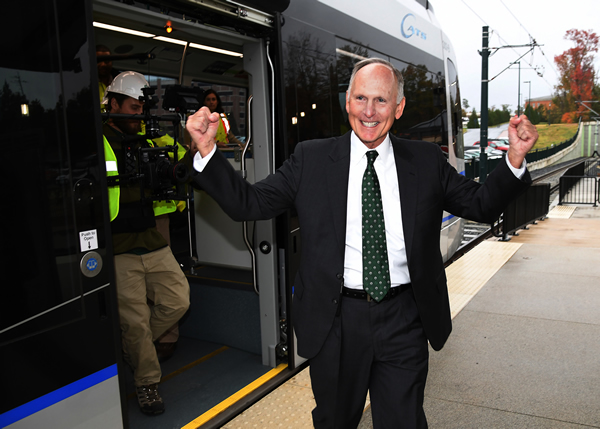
[
  {"xmin": 524, "ymin": 104, "xmax": 537, "ymax": 124},
  {"xmin": 462, "ymin": 98, "xmax": 470, "ymax": 117},
  {"xmin": 467, "ymin": 108, "xmax": 479, "ymax": 128}
]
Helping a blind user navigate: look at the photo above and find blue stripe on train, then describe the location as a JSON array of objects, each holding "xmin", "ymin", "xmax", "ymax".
[{"xmin": 0, "ymin": 364, "xmax": 118, "ymax": 427}]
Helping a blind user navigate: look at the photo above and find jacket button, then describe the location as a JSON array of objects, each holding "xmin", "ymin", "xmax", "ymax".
[
  {"xmin": 336, "ymin": 273, "xmax": 343, "ymax": 279},
  {"xmin": 332, "ymin": 299, "xmax": 338, "ymax": 305}
]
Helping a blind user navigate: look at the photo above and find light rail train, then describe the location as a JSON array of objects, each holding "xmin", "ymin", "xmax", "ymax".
[{"xmin": 0, "ymin": 0, "xmax": 465, "ymax": 427}]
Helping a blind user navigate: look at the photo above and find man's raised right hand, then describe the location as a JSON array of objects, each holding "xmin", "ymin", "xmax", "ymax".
[{"xmin": 186, "ymin": 106, "xmax": 221, "ymax": 158}]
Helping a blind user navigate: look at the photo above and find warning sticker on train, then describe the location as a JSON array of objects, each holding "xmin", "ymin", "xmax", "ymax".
[{"xmin": 79, "ymin": 229, "xmax": 99, "ymax": 252}]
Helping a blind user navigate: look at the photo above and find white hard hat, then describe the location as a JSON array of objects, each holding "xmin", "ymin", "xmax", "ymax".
[{"xmin": 101, "ymin": 71, "xmax": 149, "ymax": 104}]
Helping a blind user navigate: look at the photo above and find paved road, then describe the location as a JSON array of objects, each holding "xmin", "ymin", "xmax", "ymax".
[{"xmin": 463, "ymin": 124, "xmax": 509, "ymax": 148}]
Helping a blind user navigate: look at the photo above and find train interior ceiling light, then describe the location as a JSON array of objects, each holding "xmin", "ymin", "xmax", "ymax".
[{"xmin": 92, "ymin": 22, "xmax": 243, "ymax": 58}]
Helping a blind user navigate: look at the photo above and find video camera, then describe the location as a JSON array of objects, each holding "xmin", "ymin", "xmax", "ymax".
[{"xmin": 104, "ymin": 85, "xmax": 205, "ymax": 202}]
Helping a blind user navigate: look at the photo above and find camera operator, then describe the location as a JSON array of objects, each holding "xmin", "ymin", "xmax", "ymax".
[
  {"xmin": 101, "ymin": 71, "xmax": 191, "ymax": 416},
  {"xmin": 145, "ymin": 129, "xmax": 187, "ymax": 362}
]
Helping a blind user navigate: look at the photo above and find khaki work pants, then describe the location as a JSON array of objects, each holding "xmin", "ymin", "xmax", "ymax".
[
  {"xmin": 153, "ymin": 214, "xmax": 180, "ymax": 343},
  {"xmin": 114, "ymin": 246, "xmax": 190, "ymax": 386}
]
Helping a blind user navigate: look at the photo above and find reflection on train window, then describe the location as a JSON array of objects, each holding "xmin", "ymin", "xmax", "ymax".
[
  {"xmin": 335, "ymin": 38, "xmax": 386, "ymax": 134},
  {"xmin": 333, "ymin": 39, "xmax": 447, "ymax": 154},
  {"xmin": 1, "ymin": 8, "xmax": 93, "ymax": 338},
  {"xmin": 447, "ymin": 58, "xmax": 464, "ymax": 158},
  {"xmin": 282, "ymin": 27, "xmax": 338, "ymax": 149},
  {"xmin": 389, "ymin": 58, "xmax": 446, "ymax": 152}
]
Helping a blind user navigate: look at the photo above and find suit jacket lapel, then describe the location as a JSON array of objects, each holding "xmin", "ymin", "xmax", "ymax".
[
  {"xmin": 327, "ymin": 133, "xmax": 351, "ymax": 256},
  {"xmin": 391, "ymin": 136, "xmax": 417, "ymax": 266}
]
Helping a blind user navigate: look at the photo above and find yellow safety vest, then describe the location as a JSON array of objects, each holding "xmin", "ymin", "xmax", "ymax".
[
  {"xmin": 104, "ymin": 129, "xmax": 187, "ymax": 221},
  {"xmin": 215, "ymin": 113, "xmax": 231, "ymax": 144},
  {"xmin": 99, "ymin": 82, "xmax": 108, "ymax": 112},
  {"xmin": 147, "ymin": 132, "xmax": 188, "ymax": 216},
  {"xmin": 103, "ymin": 136, "xmax": 120, "ymax": 222}
]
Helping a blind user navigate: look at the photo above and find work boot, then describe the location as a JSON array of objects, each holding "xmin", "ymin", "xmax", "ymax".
[{"xmin": 136, "ymin": 384, "xmax": 164, "ymax": 415}]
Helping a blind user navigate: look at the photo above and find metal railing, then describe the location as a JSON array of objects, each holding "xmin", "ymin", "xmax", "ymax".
[
  {"xmin": 559, "ymin": 159, "xmax": 600, "ymax": 206},
  {"xmin": 492, "ymin": 183, "xmax": 550, "ymax": 241}
]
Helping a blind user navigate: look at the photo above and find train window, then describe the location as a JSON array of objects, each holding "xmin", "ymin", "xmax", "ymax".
[
  {"xmin": 335, "ymin": 39, "xmax": 396, "ymax": 137},
  {"xmin": 335, "ymin": 38, "xmax": 385, "ymax": 94},
  {"xmin": 1, "ymin": 1, "xmax": 102, "ymax": 341},
  {"xmin": 447, "ymin": 58, "xmax": 464, "ymax": 158},
  {"xmin": 281, "ymin": 18, "xmax": 338, "ymax": 150},
  {"xmin": 332, "ymin": 39, "xmax": 446, "ymax": 151},
  {"xmin": 388, "ymin": 57, "xmax": 446, "ymax": 151}
]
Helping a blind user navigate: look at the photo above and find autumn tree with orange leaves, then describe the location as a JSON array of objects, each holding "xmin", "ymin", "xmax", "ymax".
[{"xmin": 553, "ymin": 29, "xmax": 598, "ymax": 123}]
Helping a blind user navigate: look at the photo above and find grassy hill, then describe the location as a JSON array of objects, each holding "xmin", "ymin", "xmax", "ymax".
[{"xmin": 533, "ymin": 123, "xmax": 579, "ymax": 150}]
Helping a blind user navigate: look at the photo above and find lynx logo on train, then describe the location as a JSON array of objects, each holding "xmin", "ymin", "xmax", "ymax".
[{"xmin": 401, "ymin": 13, "xmax": 426, "ymax": 40}]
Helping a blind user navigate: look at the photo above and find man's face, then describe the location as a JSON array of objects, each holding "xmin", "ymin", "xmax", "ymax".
[
  {"xmin": 346, "ymin": 63, "xmax": 405, "ymax": 149},
  {"xmin": 204, "ymin": 93, "xmax": 218, "ymax": 113},
  {"xmin": 96, "ymin": 50, "xmax": 112, "ymax": 78},
  {"xmin": 110, "ymin": 97, "xmax": 144, "ymax": 135}
]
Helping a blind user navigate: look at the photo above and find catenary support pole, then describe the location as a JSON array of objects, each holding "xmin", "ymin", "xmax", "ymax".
[{"xmin": 479, "ymin": 26, "xmax": 489, "ymax": 183}]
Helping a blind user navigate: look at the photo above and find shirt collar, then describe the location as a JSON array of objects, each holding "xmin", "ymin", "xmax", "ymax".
[{"xmin": 350, "ymin": 131, "xmax": 392, "ymax": 166}]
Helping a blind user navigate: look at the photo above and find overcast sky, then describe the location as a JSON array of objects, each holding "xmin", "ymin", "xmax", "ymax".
[{"xmin": 431, "ymin": 0, "xmax": 600, "ymax": 114}]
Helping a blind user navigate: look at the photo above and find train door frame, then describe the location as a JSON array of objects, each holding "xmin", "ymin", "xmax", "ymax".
[
  {"xmin": 93, "ymin": 0, "xmax": 288, "ymax": 369},
  {"xmin": 242, "ymin": 39, "xmax": 281, "ymax": 368}
]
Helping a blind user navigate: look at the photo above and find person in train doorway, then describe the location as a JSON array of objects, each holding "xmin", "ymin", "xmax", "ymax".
[
  {"xmin": 186, "ymin": 57, "xmax": 539, "ymax": 428},
  {"xmin": 142, "ymin": 125, "xmax": 189, "ymax": 364},
  {"xmin": 96, "ymin": 44, "xmax": 119, "ymax": 112},
  {"xmin": 202, "ymin": 88, "xmax": 245, "ymax": 148},
  {"xmin": 102, "ymin": 70, "xmax": 191, "ymax": 415}
]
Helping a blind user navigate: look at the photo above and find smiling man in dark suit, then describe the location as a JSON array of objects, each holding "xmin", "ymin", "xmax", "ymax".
[{"xmin": 186, "ymin": 58, "xmax": 538, "ymax": 428}]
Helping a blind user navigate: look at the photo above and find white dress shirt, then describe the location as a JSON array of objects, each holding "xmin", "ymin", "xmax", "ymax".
[
  {"xmin": 343, "ymin": 132, "xmax": 411, "ymax": 289},
  {"xmin": 193, "ymin": 144, "xmax": 217, "ymax": 172},
  {"xmin": 341, "ymin": 131, "xmax": 526, "ymax": 290}
]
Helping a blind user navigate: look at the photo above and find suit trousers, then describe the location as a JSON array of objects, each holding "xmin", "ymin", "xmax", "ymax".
[
  {"xmin": 309, "ymin": 286, "xmax": 429, "ymax": 429},
  {"xmin": 114, "ymin": 246, "xmax": 190, "ymax": 386}
]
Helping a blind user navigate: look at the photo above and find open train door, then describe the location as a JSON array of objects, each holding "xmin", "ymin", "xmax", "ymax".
[{"xmin": 0, "ymin": 0, "xmax": 126, "ymax": 428}]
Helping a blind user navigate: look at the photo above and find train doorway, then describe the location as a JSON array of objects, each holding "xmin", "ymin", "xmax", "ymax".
[{"xmin": 93, "ymin": 0, "xmax": 289, "ymax": 426}]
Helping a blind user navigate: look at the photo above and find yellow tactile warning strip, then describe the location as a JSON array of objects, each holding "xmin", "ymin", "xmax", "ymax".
[
  {"xmin": 222, "ymin": 367, "xmax": 315, "ymax": 428},
  {"xmin": 546, "ymin": 205, "xmax": 576, "ymax": 219},
  {"xmin": 445, "ymin": 240, "xmax": 522, "ymax": 319},
  {"xmin": 222, "ymin": 368, "xmax": 371, "ymax": 428}
]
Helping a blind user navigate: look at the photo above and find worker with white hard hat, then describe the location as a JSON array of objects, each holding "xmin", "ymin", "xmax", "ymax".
[{"xmin": 102, "ymin": 71, "xmax": 191, "ymax": 416}]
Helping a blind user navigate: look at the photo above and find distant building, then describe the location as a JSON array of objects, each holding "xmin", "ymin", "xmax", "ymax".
[{"xmin": 526, "ymin": 95, "xmax": 552, "ymax": 110}]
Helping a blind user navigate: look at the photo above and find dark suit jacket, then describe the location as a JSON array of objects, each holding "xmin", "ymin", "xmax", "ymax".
[{"xmin": 192, "ymin": 132, "xmax": 531, "ymax": 358}]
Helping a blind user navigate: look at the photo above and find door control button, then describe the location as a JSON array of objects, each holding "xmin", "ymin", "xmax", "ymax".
[{"xmin": 80, "ymin": 251, "xmax": 103, "ymax": 278}]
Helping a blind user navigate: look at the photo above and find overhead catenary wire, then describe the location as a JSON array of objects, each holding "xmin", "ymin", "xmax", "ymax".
[
  {"xmin": 460, "ymin": 0, "xmax": 556, "ymax": 93},
  {"xmin": 499, "ymin": 0, "xmax": 560, "ymax": 81}
]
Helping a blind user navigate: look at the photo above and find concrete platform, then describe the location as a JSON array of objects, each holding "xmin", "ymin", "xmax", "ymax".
[
  {"xmin": 424, "ymin": 206, "xmax": 600, "ymax": 428},
  {"xmin": 222, "ymin": 205, "xmax": 600, "ymax": 428}
]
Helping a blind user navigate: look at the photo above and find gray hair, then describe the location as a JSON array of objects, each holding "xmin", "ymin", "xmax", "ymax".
[{"xmin": 347, "ymin": 57, "xmax": 404, "ymax": 103}]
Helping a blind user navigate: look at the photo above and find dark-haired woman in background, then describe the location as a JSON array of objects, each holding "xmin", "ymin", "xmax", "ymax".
[{"xmin": 203, "ymin": 89, "xmax": 244, "ymax": 148}]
